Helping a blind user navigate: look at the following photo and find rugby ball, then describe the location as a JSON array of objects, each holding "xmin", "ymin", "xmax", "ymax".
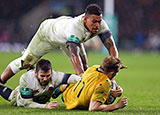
[{"xmin": 104, "ymin": 80, "xmax": 117, "ymax": 104}]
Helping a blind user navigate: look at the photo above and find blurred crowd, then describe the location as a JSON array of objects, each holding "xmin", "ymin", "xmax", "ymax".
[
  {"xmin": 115, "ymin": 0, "xmax": 160, "ymax": 52},
  {"xmin": 0, "ymin": 0, "xmax": 160, "ymax": 53}
]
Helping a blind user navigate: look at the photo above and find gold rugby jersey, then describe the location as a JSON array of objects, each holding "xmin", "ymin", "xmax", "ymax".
[{"xmin": 63, "ymin": 65, "xmax": 111, "ymax": 109}]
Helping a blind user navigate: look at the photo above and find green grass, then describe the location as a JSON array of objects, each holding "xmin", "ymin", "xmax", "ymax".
[{"xmin": 0, "ymin": 51, "xmax": 160, "ymax": 115}]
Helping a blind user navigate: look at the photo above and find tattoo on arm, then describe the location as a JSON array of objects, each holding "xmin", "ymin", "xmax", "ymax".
[
  {"xmin": 98, "ymin": 30, "xmax": 112, "ymax": 43},
  {"xmin": 67, "ymin": 42, "xmax": 80, "ymax": 55},
  {"xmin": 98, "ymin": 31, "xmax": 118, "ymax": 57},
  {"xmin": 67, "ymin": 42, "xmax": 84, "ymax": 75},
  {"xmin": 105, "ymin": 37, "xmax": 118, "ymax": 57},
  {"xmin": 104, "ymin": 38, "xmax": 113, "ymax": 50}
]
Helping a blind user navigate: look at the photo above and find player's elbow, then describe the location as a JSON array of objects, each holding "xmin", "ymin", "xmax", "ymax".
[
  {"xmin": 89, "ymin": 106, "xmax": 99, "ymax": 111},
  {"xmin": 89, "ymin": 107, "xmax": 95, "ymax": 111},
  {"xmin": 89, "ymin": 100, "xmax": 103, "ymax": 111}
]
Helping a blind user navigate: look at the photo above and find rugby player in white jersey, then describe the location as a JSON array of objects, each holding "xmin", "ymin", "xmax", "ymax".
[
  {"xmin": 0, "ymin": 59, "xmax": 80, "ymax": 109},
  {"xmin": 0, "ymin": 4, "xmax": 118, "ymax": 84}
]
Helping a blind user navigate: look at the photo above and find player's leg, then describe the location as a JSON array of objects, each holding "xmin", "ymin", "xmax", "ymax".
[
  {"xmin": 0, "ymin": 55, "xmax": 37, "ymax": 84},
  {"xmin": 0, "ymin": 57, "xmax": 22, "ymax": 84},
  {"xmin": 0, "ymin": 66, "xmax": 14, "ymax": 84},
  {"xmin": 0, "ymin": 84, "xmax": 13, "ymax": 101},
  {"xmin": 0, "ymin": 46, "xmax": 41, "ymax": 84},
  {"xmin": 0, "ymin": 21, "xmax": 54, "ymax": 84}
]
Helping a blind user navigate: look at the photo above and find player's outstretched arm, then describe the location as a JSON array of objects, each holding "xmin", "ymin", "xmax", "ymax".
[
  {"xmin": 89, "ymin": 96, "xmax": 127, "ymax": 112},
  {"xmin": 98, "ymin": 31, "xmax": 118, "ymax": 58},
  {"xmin": 45, "ymin": 101, "xmax": 60, "ymax": 109},
  {"xmin": 105, "ymin": 37, "xmax": 118, "ymax": 58},
  {"xmin": 67, "ymin": 42, "xmax": 84, "ymax": 75}
]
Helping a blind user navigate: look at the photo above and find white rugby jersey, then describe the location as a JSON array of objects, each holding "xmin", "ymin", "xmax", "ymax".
[
  {"xmin": 40, "ymin": 13, "xmax": 110, "ymax": 47},
  {"xmin": 10, "ymin": 70, "xmax": 80, "ymax": 108}
]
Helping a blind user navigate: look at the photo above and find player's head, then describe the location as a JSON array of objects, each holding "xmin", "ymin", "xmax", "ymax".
[
  {"xmin": 100, "ymin": 56, "xmax": 127, "ymax": 79},
  {"xmin": 84, "ymin": 4, "xmax": 102, "ymax": 34},
  {"xmin": 35, "ymin": 59, "xmax": 52, "ymax": 86}
]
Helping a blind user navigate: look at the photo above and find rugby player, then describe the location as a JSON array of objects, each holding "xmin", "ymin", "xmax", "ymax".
[
  {"xmin": 61, "ymin": 56, "xmax": 127, "ymax": 111},
  {"xmin": 0, "ymin": 59, "xmax": 80, "ymax": 109},
  {"xmin": 0, "ymin": 4, "xmax": 118, "ymax": 84}
]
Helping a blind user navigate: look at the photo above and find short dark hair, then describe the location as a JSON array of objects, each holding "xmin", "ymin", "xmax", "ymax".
[
  {"xmin": 100, "ymin": 56, "xmax": 123, "ymax": 73},
  {"xmin": 36, "ymin": 59, "xmax": 52, "ymax": 72},
  {"xmin": 85, "ymin": 4, "xmax": 102, "ymax": 16}
]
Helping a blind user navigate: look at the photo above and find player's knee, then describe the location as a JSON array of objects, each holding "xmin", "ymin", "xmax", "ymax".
[{"xmin": 9, "ymin": 58, "xmax": 21, "ymax": 74}]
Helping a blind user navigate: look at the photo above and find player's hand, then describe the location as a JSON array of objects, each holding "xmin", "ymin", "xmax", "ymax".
[
  {"xmin": 45, "ymin": 101, "xmax": 60, "ymax": 109},
  {"xmin": 110, "ymin": 86, "xmax": 123, "ymax": 97},
  {"xmin": 116, "ymin": 96, "xmax": 128, "ymax": 109}
]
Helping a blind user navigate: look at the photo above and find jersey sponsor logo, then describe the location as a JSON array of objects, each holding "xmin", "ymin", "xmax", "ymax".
[
  {"xmin": 20, "ymin": 87, "xmax": 33, "ymax": 99},
  {"xmin": 66, "ymin": 35, "xmax": 80, "ymax": 47},
  {"xmin": 67, "ymin": 35, "xmax": 80, "ymax": 44},
  {"xmin": 70, "ymin": 35, "xmax": 79, "ymax": 43}
]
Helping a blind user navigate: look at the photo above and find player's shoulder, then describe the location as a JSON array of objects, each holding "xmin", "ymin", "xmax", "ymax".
[
  {"xmin": 72, "ymin": 13, "xmax": 85, "ymax": 29},
  {"xmin": 97, "ymin": 76, "xmax": 111, "ymax": 88},
  {"xmin": 20, "ymin": 70, "xmax": 36, "ymax": 85},
  {"xmin": 55, "ymin": 15, "xmax": 73, "ymax": 21},
  {"xmin": 99, "ymin": 19, "xmax": 110, "ymax": 32},
  {"xmin": 52, "ymin": 70, "xmax": 64, "ymax": 75},
  {"xmin": 88, "ymin": 65, "xmax": 100, "ymax": 70},
  {"xmin": 41, "ymin": 15, "xmax": 73, "ymax": 26},
  {"xmin": 51, "ymin": 70, "xmax": 64, "ymax": 79},
  {"xmin": 92, "ymin": 65, "xmax": 100, "ymax": 68},
  {"xmin": 101, "ymin": 18, "xmax": 107, "ymax": 24},
  {"xmin": 84, "ymin": 65, "xmax": 100, "ymax": 75}
]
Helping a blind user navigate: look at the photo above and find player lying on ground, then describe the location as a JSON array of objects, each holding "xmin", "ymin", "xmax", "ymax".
[
  {"xmin": 0, "ymin": 4, "xmax": 118, "ymax": 85},
  {"xmin": 53, "ymin": 56, "xmax": 128, "ymax": 111},
  {"xmin": 0, "ymin": 59, "xmax": 80, "ymax": 109}
]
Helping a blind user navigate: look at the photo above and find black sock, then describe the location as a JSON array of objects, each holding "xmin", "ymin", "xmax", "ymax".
[{"xmin": 0, "ymin": 85, "xmax": 12, "ymax": 101}]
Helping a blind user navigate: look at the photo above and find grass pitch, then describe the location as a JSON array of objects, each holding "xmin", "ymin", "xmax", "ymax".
[{"xmin": 0, "ymin": 51, "xmax": 160, "ymax": 115}]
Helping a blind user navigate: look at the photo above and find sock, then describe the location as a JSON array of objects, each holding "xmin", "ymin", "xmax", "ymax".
[
  {"xmin": 52, "ymin": 84, "xmax": 65, "ymax": 99},
  {"xmin": 0, "ymin": 85, "xmax": 12, "ymax": 101}
]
